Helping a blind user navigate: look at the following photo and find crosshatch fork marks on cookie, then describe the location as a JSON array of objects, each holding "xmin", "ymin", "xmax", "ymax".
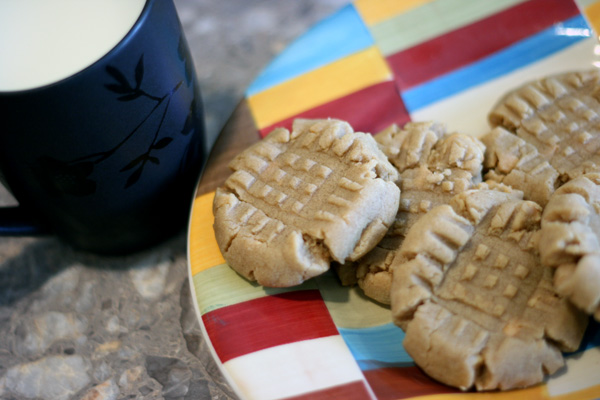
[
  {"xmin": 212, "ymin": 119, "xmax": 400, "ymax": 288},
  {"xmin": 228, "ymin": 147, "xmax": 361, "ymax": 228},
  {"xmin": 391, "ymin": 189, "xmax": 588, "ymax": 391},
  {"xmin": 221, "ymin": 122, "xmax": 398, "ymax": 257}
]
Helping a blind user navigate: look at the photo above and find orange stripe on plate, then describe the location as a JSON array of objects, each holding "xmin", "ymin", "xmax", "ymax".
[
  {"xmin": 584, "ymin": 1, "xmax": 600, "ymax": 37},
  {"xmin": 284, "ymin": 380, "xmax": 373, "ymax": 400},
  {"xmin": 189, "ymin": 191, "xmax": 225, "ymax": 276},
  {"xmin": 247, "ymin": 46, "xmax": 392, "ymax": 130},
  {"xmin": 406, "ymin": 384, "xmax": 549, "ymax": 400},
  {"xmin": 354, "ymin": 0, "xmax": 433, "ymax": 26}
]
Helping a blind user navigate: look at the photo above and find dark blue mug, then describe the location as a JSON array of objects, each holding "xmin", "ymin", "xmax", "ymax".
[{"xmin": 0, "ymin": 0, "xmax": 205, "ymax": 254}]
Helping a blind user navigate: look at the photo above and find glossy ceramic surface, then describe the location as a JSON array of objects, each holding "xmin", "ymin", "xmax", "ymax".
[
  {"xmin": 0, "ymin": 0, "xmax": 205, "ymax": 253},
  {"xmin": 189, "ymin": 1, "xmax": 600, "ymax": 398}
]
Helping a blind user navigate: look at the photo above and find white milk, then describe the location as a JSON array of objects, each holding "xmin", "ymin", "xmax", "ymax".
[{"xmin": 0, "ymin": 0, "xmax": 147, "ymax": 91}]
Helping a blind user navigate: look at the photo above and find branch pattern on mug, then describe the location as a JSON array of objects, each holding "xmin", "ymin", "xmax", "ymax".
[{"xmin": 32, "ymin": 36, "xmax": 201, "ymax": 196}]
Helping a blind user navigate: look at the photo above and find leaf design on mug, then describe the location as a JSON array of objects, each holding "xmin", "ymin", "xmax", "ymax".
[
  {"xmin": 33, "ymin": 156, "xmax": 97, "ymax": 197},
  {"xmin": 135, "ymin": 55, "xmax": 144, "ymax": 89},
  {"xmin": 45, "ymin": 46, "xmax": 200, "ymax": 197},
  {"xmin": 104, "ymin": 55, "xmax": 152, "ymax": 102},
  {"xmin": 182, "ymin": 80, "xmax": 202, "ymax": 135},
  {"xmin": 117, "ymin": 92, "xmax": 143, "ymax": 102},
  {"xmin": 105, "ymin": 67, "xmax": 133, "ymax": 97},
  {"xmin": 152, "ymin": 137, "xmax": 173, "ymax": 149},
  {"xmin": 181, "ymin": 100, "xmax": 196, "ymax": 136},
  {"xmin": 177, "ymin": 35, "xmax": 186, "ymax": 61},
  {"xmin": 121, "ymin": 153, "xmax": 161, "ymax": 188},
  {"xmin": 121, "ymin": 154, "xmax": 160, "ymax": 172},
  {"xmin": 120, "ymin": 155, "xmax": 144, "ymax": 172},
  {"xmin": 178, "ymin": 36, "xmax": 194, "ymax": 86},
  {"xmin": 125, "ymin": 166, "xmax": 143, "ymax": 189},
  {"xmin": 182, "ymin": 84, "xmax": 204, "ymax": 136}
]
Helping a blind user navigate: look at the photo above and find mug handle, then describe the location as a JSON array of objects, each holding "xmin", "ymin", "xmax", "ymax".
[{"xmin": 0, "ymin": 206, "xmax": 49, "ymax": 235}]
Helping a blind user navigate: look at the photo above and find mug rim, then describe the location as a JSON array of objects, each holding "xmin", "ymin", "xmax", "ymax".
[{"xmin": 0, "ymin": 0, "xmax": 154, "ymax": 96}]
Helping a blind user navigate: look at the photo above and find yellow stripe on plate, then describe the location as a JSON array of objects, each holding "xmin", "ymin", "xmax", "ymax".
[
  {"xmin": 550, "ymin": 384, "xmax": 600, "ymax": 400},
  {"xmin": 410, "ymin": 384, "xmax": 549, "ymax": 400},
  {"xmin": 247, "ymin": 46, "xmax": 392, "ymax": 130},
  {"xmin": 583, "ymin": 1, "xmax": 600, "ymax": 37},
  {"xmin": 188, "ymin": 191, "xmax": 225, "ymax": 276},
  {"xmin": 353, "ymin": 0, "xmax": 433, "ymax": 26}
]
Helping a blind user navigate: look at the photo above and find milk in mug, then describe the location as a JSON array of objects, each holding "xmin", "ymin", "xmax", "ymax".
[{"xmin": 0, "ymin": 0, "xmax": 147, "ymax": 91}]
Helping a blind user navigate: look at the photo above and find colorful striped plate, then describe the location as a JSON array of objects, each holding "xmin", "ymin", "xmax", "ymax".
[{"xmin": 188, "ymin": 1, "xmax": 600, "ymax": 399}]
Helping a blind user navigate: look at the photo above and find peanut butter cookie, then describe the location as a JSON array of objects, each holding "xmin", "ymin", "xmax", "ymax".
[
  {"xmin": 337, "ymin": 121, "xmax": 485, "ymax": 304},
  {"xmin": 484, "ymin": 69, "xmax": 600, "ymax": 205},
  {"xmin": 539, "ymin": 173, "xmax": 600, "ymax": 321},
  {"xmin": 213, "ymin": 119, "xmax": 400, "ymax": 287},
  {"xmin": 390, "ymin": 188, "xmax": 587, "ymax": 391}
]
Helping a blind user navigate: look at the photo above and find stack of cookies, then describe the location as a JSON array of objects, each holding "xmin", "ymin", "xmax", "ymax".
[{"xmin": 212, "ymin": 69, "xmax": 600, "ymax": 391}]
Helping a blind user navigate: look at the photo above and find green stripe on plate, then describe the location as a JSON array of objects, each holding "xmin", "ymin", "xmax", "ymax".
[
  {"xmin": 371, "ymin": 0, "xmax": 526, "ymax": 56},
  {"xmin": 315, "ymin": 270, "xmax": 392, "ymax": 329},
  {"xmin": 576, "ymin": 0, "xmax": 598, "ymax": 8},
  {"xmin": 192, "ymin": 264, "xmax": 318, "ymax": 315}
]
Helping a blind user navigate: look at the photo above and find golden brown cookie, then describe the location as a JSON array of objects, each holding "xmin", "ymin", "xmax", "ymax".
[
  {"xmin": 482, "ymin": 126, "xmax": 559, "ymax": 206},
  {"xmin": 336, "ymin": 121, "xmax": 485, "ymax": 304},
  {"xmin": 213, "ymin": 119, "xmax": 400, "ymax": 287},
  {"xmin": 539, "ymin": 173, "xmax": 600, "ymax": 321},
  {"xmin": 483, "ymin": 69, "xmax": 600, "ymax": 205},
  {"xmin": 390, "ymin": 188, "xmax": 588, "ymax": 391}
]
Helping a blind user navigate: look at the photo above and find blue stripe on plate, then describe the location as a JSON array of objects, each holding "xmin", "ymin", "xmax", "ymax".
[
  {"xmin": 357, "ymin": 359, "xmax": 414, "ymax": 372},
  {"xmin": 245, "ymin": 4, "xmax": 374, "ymax": 96},
  {"xmin": 567, "ymin": 317, "xmax": 600, "ymax": 356},
  {"xmin": 338, "ymin": 323, "xmax": 413, "ymax": 367},
  {"xmin": 340, "ymin": 318, "xmax": 600, "ymax": 370},
  {"xmin": 401, "ymin": 14, "xmax": 592, "ymax": 112}
]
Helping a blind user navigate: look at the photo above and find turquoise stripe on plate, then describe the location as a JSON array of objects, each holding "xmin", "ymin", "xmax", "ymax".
[
  {"xmin": 401, "ymin": 14, "xmax": 591, "ymax": 112},
  {"xmin": 567, "ymin": 317, "xmax": 600, "ymax": 355},
  {"xmin": 357, "ymin": 359, "xmax": 414, "ymax": 371},
  {"xmin": 338, "ymin": 323, "xmax": 413, "ymax": 368},
  {"xmin": 245, "ymin": 4, "xmax": 374, "ymax": 96}
]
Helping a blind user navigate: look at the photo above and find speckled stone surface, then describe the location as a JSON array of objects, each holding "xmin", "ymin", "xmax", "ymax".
[{"xmin": 0, "ymin": 1, "xmax": 349, "ymax": 399}]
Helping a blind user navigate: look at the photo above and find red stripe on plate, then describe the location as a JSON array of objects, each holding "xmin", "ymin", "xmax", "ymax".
[
  {"xmin": 388, "ymin": 0, "xmax": 581, "ymax": 91},
  {"xmin": 258, "ymin": 81, "xmax": 410, "ymax": 137},
  {"xmin": 364, "ymin": 366, "xmax": 458, "ymax": 400},
  {"xmin": 282, "ymin": 381, "xmax": 373, "ymax": 400},
  {"xmin": 202, "ymin": 289, "xmax": 339, "ymax": 363}
]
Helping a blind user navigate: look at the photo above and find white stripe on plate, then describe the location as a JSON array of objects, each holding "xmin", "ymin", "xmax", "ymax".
[
  {"xmin": 409, "ymin": 37, "xmax": 599, "ymax": 137},
  {"xmin": 547, "ymin": 346, "xmax": 600, "ymax": 397},
  {"xmin": 223, "ymin": 335, "xmax": 371, "ymax": 400}
]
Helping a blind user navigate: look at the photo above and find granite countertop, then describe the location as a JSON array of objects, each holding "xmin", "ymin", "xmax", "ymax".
[{"xmin": 0, "ymin": 1, "xmax": 349, "ymax": 399}]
